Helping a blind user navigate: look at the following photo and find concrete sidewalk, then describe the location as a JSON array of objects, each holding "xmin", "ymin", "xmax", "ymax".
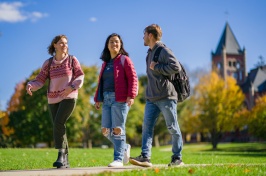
[
  {"xmin": 0, "ymin": 165, "xmax": 162, "ymax": 176},
  {"xmin": 2, "ymin": 164, "xmax": 259, "ymax": 176}
]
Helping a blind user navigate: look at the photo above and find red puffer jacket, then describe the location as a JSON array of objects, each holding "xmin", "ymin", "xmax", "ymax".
[{"xmin": 94, "ymin": 54, "xmax": 138, "ymax": 102}]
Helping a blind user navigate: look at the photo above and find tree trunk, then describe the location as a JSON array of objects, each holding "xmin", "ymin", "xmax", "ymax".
[
  {"xmin": 88, "ymin": 139, "xmax": 92, "ymax": 149},
  {"xmin": 211, "ymin": 130, "xmax": 220, "ymax": 150},
  {"xmin": 154, "ymin": 135, "xmax": 160, "ymax": 147}
]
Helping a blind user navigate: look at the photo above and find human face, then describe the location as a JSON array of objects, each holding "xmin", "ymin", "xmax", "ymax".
[
  {"xmin": 143, "ymin": 32, "xmax": 150, "ymax": 46},
  {"xmin": 54, "ymin": 37, "xmax": 68, "ymax": 54},
  {"xmin": 108, "ymin": 36, "xmax": 121, "ymax": 56}
]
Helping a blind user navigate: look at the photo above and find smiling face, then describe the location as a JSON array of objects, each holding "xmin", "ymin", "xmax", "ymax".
[
  {"xmin": 108, "ymin": 36, "xmax": 121, "ymax": 57},
  {"xmin": 54, "ymin": 37, "xmax": 68, "ymax": 54}
]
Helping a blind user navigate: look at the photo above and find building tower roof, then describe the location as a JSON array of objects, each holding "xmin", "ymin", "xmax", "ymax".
[{"xmin": 214, "ymin": 22, "xmax": 242, "ymax": 55}]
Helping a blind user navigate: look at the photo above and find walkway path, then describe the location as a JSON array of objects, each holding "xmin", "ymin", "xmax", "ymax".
[{"xmin": 0, "ymin": 164, "xmax": 263, "ymax": 176}]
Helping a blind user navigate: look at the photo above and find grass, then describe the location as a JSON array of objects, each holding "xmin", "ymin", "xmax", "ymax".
[{"xmin": 0, "ymin": 142, "xmax": 266, "ymax": 175}]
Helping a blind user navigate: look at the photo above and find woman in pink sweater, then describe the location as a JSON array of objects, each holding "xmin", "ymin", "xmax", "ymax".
[
  {"xmin": 26, "ymin": 35, "xmax": 84, "ymax": 168},
  {"xmin": 94, "ymin": 33, "xmax": 138, "ymax": 167}
]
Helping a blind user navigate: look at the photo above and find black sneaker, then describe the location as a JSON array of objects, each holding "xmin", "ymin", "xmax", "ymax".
[
  {"xmin": 129, "ymin": 155, "xmax": 152, "ymax": 167},
  {"xmin": 168, "ymin": 155, "xmax": 184, "ymax": 167}
]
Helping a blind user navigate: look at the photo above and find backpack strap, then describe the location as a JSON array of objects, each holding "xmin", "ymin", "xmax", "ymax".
[
  {"xmin": 153, "ymin": 46, "xmax": 163, "ymax": 62},
  {"xmin": 47, "ymin": 57, "xmax": 53, "ymax": 92},
  {"xmin": 69, "ymin": 55, "xmax": 75, "ymax": 79},
  {"xmin": 120, "ymin": 55, "xmax": 126, "ymax": 67}
]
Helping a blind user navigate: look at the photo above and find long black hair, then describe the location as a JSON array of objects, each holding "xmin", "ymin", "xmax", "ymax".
[{"xmin": 100, "ymin": 33, "xmax": 129, "ymax": 62}]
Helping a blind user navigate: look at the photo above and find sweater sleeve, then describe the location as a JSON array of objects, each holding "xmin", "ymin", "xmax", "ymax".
[
  {"xmin": 27, "ymin": 59, "xmax": 50, "ymax": 91},
  {"xmin": 71, "ymin": 56, "xmax": 84, "ymax": 89}
]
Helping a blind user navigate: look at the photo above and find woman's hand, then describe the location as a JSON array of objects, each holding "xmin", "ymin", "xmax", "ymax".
[
  {"xmin": 26, "ymin": 84, "xmax": 33, "ymax": 96},
  {"xmin": 126, "ymin": 97, "xmax": 134, "ymax": 107},
  {"xmin": 59, "ymin": 86, "xmax": 73, "ymax": 97},
  {"xmin": 94, "ymin": 102, "xmax": 101, "ymax": 110}
]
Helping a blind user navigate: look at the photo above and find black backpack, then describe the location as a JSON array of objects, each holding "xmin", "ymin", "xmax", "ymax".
[{"xmin": 153, "ymin": 46, "xmax": 190, "ymax": 102}]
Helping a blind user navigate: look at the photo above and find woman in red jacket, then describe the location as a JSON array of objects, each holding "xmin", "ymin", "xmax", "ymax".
[{"xmin": 94, "ymin": 33, "xmax": 138, "ymax": 167}]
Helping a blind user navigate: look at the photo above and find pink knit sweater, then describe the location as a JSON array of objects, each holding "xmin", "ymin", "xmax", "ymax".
[{"xmin": 28, "ymin": 55, "xmax": 84, "ymax": 104}]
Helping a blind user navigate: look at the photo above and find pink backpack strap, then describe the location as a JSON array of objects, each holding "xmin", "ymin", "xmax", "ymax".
[{"xmin": 120, "ymin": 55, "xmax": 126, "ymax": 67}]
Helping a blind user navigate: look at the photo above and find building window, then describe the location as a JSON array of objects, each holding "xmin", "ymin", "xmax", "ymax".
[
  {"xmin": 233, "ymin": 61, "xmax": 236, "ymax": 67},
  {"xmin": 233, "ymin": 72, "xmax": 238, "ymax": 79},
  {"xmin": 239, "ymin": 71, "xmax": 242, "ymax": 81},
  {"xmin": 228, "ymin": 61, "xmax": 232, "ymax": 67},
  {"xmin": 236, "ymin": 62, "xmax": 241, "ymax": 69},
  {"xmin": 217, "ymin": 62, "xmax": 222, "ymax": 70}
]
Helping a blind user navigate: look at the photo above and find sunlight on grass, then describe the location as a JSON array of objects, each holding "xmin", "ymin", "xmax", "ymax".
[{"xmin": 0, "ymin": 143, "xmax": 266, "ymax": 175}]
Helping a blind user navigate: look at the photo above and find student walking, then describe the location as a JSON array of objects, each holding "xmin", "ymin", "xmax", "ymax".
[
  {"xmin": 129, "ymin": 24, "xmax": 184, "ymax": 167},
  {"xmin": 94, "ymin": 33, "xmax": 138, "ymax": 167},
  {"xmin": 26, "ymin": 35, "xmax": 84, "ymax": 168}
]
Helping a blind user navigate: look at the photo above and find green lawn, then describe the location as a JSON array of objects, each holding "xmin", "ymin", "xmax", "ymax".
[{"xmin": 0, "ymin": 142, "xmax": 266, "ymax": 175}]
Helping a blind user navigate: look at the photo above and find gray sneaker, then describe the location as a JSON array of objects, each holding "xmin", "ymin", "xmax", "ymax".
[
  {"xmin": 123, "ymin": 144, "xmax": 131, "ymax": 164},
  {"xmin": 168, "ymin": 156, "xmax": 185, "ymax": 166},
  {"xmin": 129, "ymin": 155, "xmax": 152, "ymax": 167}
]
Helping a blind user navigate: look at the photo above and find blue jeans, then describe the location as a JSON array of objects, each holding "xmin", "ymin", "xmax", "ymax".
[
  {"xmin": 102, "ymin": 92, "xmax": 129, "ymax": 161},
  {"xmin": 141, "ymin": 99, "xmax": 183, "ymax": 159}
]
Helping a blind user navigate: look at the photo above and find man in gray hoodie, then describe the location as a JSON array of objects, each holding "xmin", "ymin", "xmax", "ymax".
[{"xmin": 129, "ymin": 24, "xmax": 184, "ymax": 167}]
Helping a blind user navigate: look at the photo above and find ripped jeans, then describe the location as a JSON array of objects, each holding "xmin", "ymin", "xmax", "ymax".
[
  {"xmin": 102, "ymin": 92, "xmax": 129, "ymax": 162},
  {"xmin": 141, "ymin": 99, "xmax": 183, "ymax": 159}
]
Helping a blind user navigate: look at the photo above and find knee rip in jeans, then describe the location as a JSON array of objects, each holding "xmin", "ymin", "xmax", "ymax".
[
  {"xmin": 102, "ymin": 127, "xmax": 110, "ymax": 137},
  {"xmin": 112, "ymin": 127, "xmax": 123, "ymax": 136},
  {"xmin": 167, "ymin": 125, "xmax": 176, "ymax": 133}
]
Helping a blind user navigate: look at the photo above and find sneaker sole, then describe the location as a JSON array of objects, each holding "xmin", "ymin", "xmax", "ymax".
[
  {"xmin": 129, "ymin": 158, "xmax": 152, "ymax": 167},
  {"xmin": 168, "ymin": 162, "xmax": 185, "ymax": 167},
  {"xmin": 108, "ymin": 164, "xmax": 123, "ymax": 167}
]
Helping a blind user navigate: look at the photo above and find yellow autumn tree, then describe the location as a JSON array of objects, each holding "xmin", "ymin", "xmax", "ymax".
[
  {"xmin": 248, "ymin": 95, "xmax": 266, "ymax": 140},
  {"xmin": 192, "ymin": 71, "xmax": 245, "ymax": 149}
]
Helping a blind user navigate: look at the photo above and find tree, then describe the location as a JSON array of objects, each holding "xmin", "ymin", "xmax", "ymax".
[
  {"xmin": 248, "ymin": 95, "xmax": 266, "ymax": 140},
  {"xmin": 192, "ymin": 71, "xmax": 245, "ymax": 149},
  {"xmin": 67, "ymin": 65, "xmax": 102, "ymax": 148},
  {"xmin": 125, "ymin": 75, "xmax": 145, "ymax": 146},
  {"xmin": 254, "ymin": 55, "xmax": 265, "ymax": 68},
  {"xmin": 8, "ymin": 72, "xmax": 53, "ymax": 147}
]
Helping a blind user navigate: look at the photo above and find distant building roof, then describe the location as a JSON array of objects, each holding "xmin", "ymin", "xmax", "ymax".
[
  {"xmin": 241, "ymin": 66, "xmax": 266, "ymax": 93},
  {"xmin": 214, "ymin": 22, "xmax": 242, "ymax": 55}
]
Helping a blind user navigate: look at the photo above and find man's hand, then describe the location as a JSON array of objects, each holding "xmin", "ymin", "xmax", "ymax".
[{"xmin": 150, "ymin": 61, "xmax": 158, "ymax": 70}]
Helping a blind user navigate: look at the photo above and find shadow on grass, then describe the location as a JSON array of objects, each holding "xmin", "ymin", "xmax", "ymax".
[
  {"xmin": 195, "ymin": 152, "xmax": 266, "ymax": 157},
  {"xmin": 201, "ymin": 142, "xmax": 266, "ymax": 154}
]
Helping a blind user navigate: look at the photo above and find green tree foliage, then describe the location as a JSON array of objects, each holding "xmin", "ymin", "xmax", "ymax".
[
  {"xmin": 248, "ymin": 95, "xmax": 266, "ymax": 140},
  {"xmin": 67, "ymin": 65, "xmax": 102, "ymax": 148},
  {"xmin": 125, "ymin": 75, "xmax": 145, "ymax": 146},
  {"xmin": 8, "ymin": 69, "xmax": 53, "ymax": 147},
  {"xmin": 192, "ymin": 72, "xmax": 245, "ymax": 149}
]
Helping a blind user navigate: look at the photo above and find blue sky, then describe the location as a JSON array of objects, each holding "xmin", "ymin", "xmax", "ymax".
[{"xmin": 0, "ymin": 0, "xmax": 266, "ymax": 110}]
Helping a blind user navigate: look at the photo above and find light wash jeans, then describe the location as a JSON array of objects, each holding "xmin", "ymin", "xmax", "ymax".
[
  {"xmin": 141, "ymin": 99, "xmax": 183, "ymax": 159},
  {"xmin": 102, "ymin": 92, "xmax": 129, "ymax": 162}
]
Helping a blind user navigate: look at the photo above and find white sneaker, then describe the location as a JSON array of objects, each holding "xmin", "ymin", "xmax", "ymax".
[
  {"xmin": 123, "ymin": 144, "xmax": 131, "ymax": 164},
  {"xmin": 108, "ymin": 160, "xmax": 123, "ymax": 167}
]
